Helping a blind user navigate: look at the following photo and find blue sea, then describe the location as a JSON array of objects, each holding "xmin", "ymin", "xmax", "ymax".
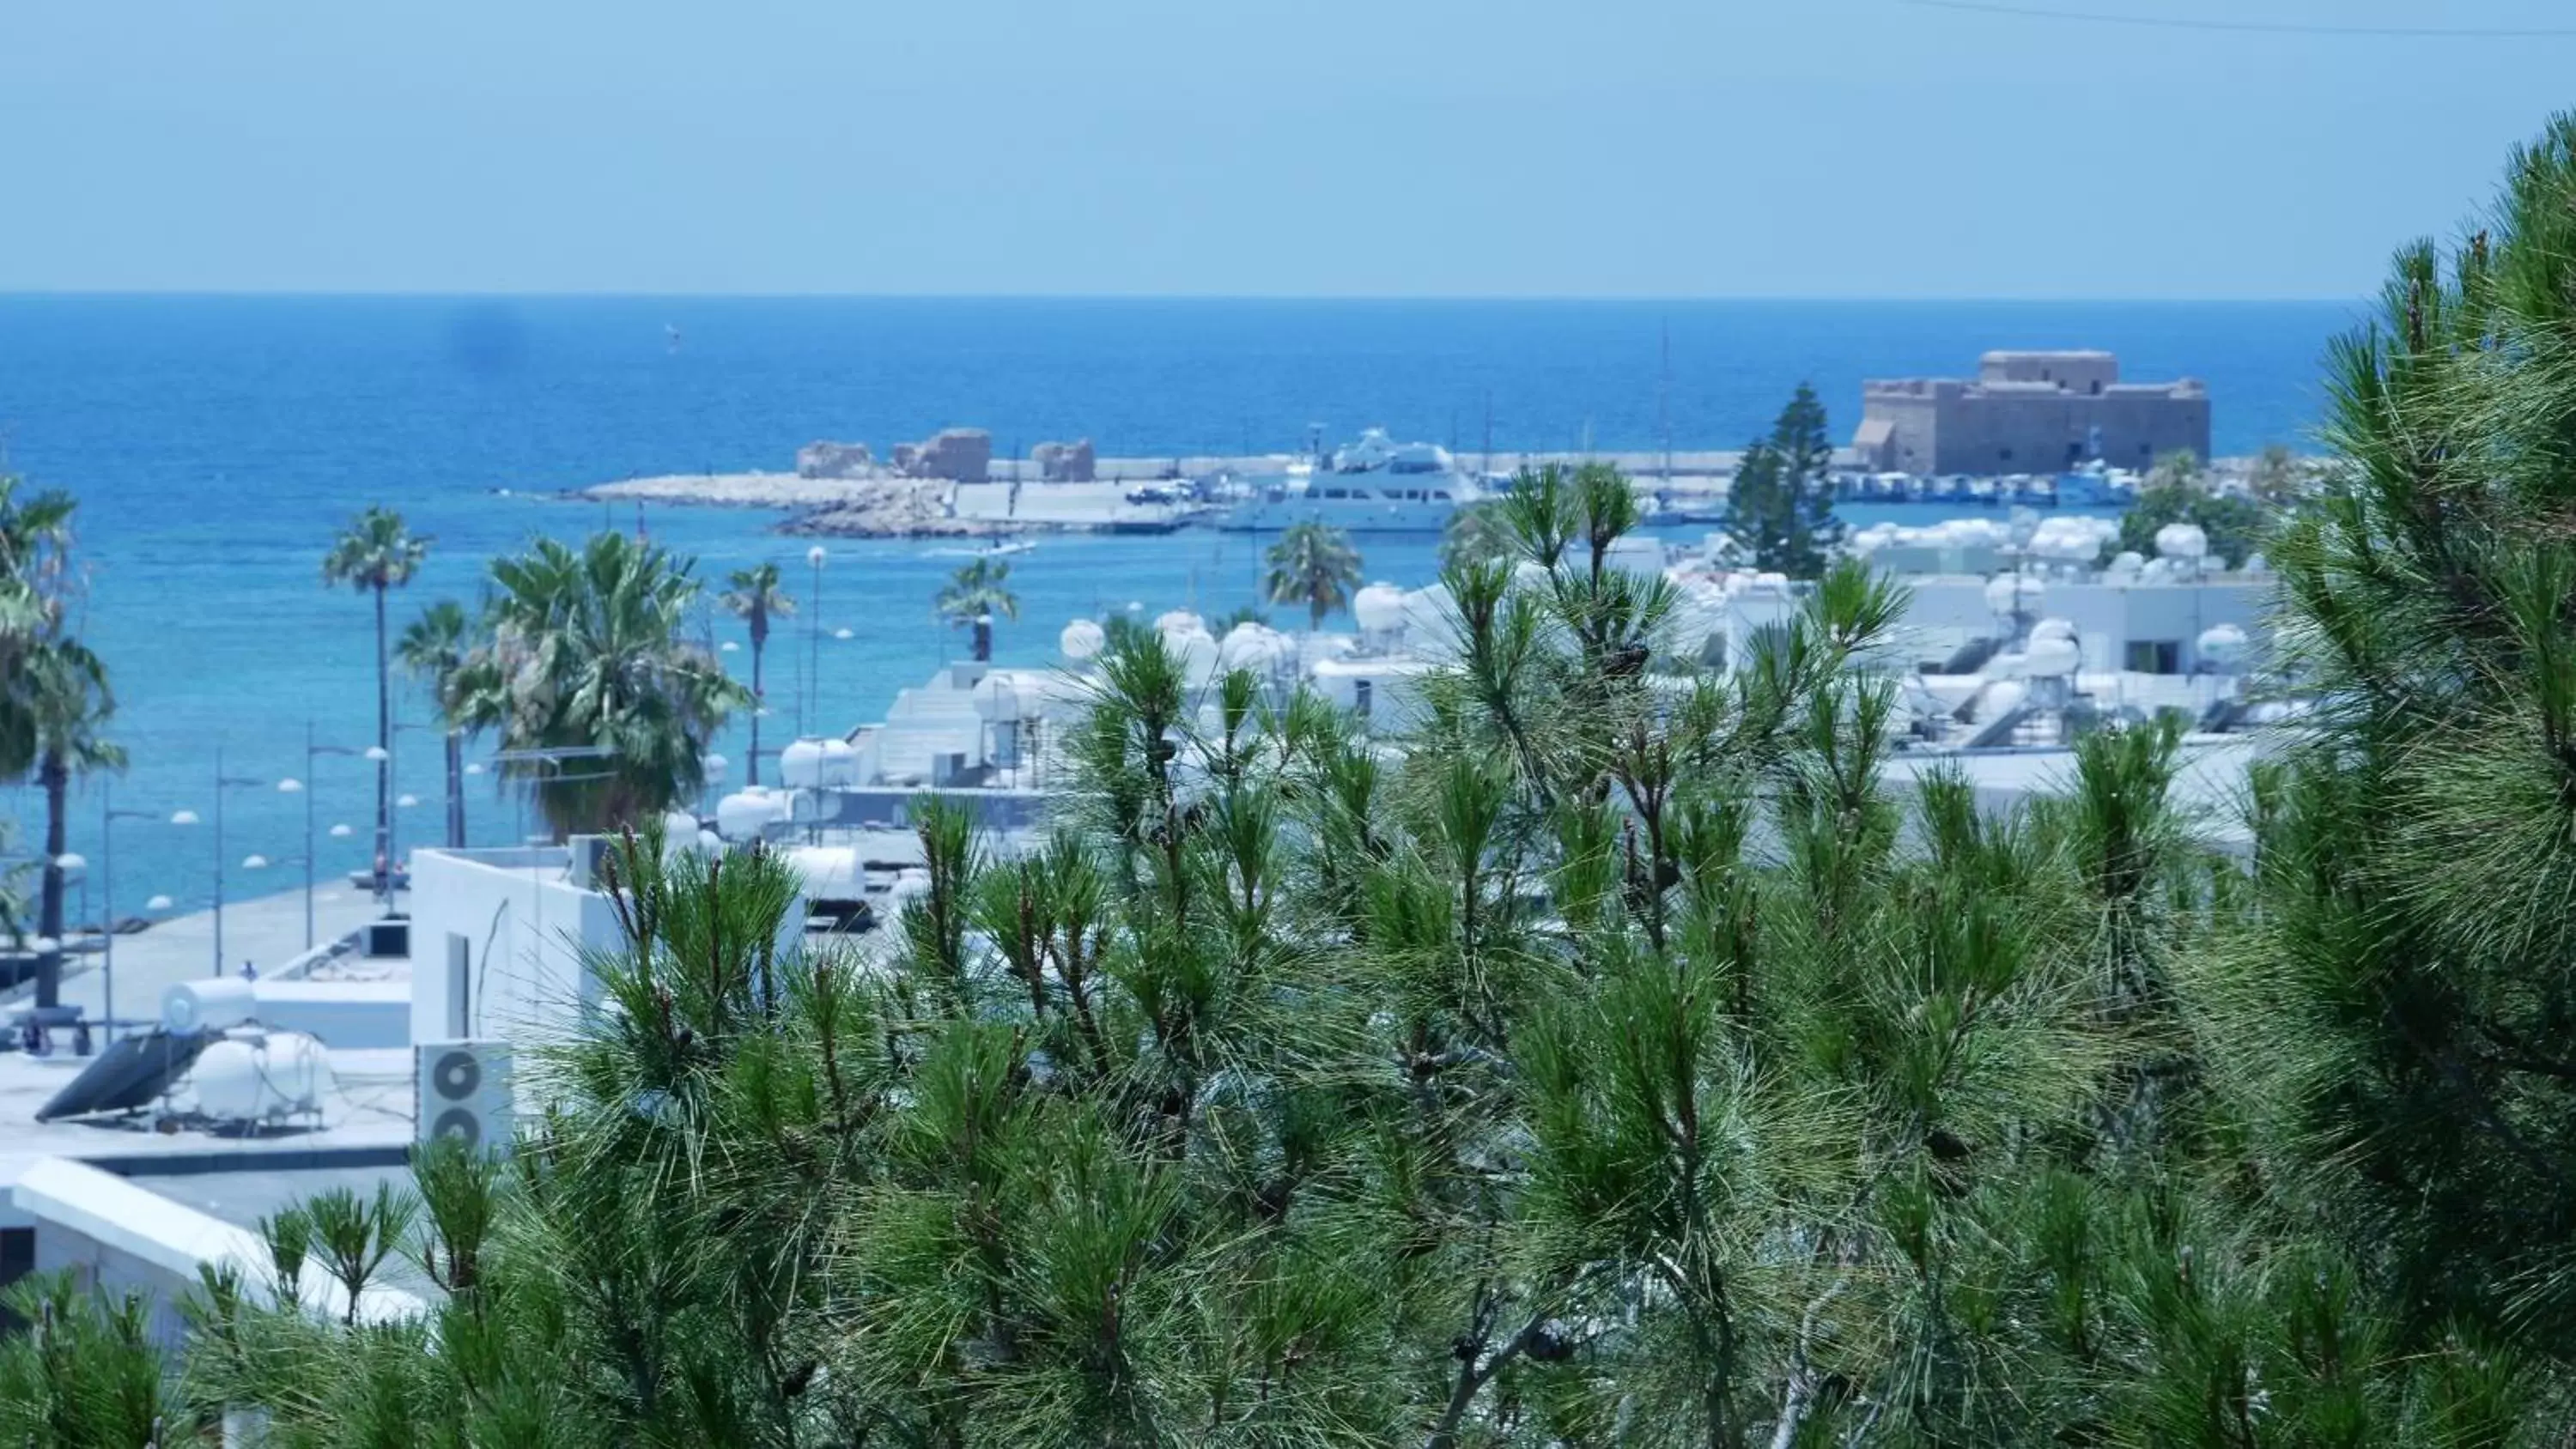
[{"xmin": 0, "ymin": 295, "xmax": 2359, "ymax": 929}]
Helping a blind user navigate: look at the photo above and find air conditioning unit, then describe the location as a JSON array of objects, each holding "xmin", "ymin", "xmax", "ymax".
[{"xmin": 416, "ymin": 1039, "xmax": 513, "ymax": 1152}]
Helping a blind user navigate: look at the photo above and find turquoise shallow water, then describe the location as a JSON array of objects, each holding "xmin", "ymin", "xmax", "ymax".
[{"xmin": 0, "ymin": 295, "xmax": 2349, "ymax": 920}]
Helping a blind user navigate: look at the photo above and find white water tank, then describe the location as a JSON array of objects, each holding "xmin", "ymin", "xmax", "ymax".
[
  {"xmin": 2154, "ymin": 523, "xmax": 2208, "ymax": 562},
  {"xmin": 818, "ymin": 738, "xmax": 858, "ymax": 786},
  {"xmin": 1220, "ymin": 621, "xmax": 1296, "ymax": 673},
  {"xmin": 1060, "ymin": 618, "xmax": 1106, "ymax": 661},
  {"xmin": 2024, "ymin": 635, "xmax": 2082, "ymax": 678},
  {"xmin": 779, "ymin": 739, "xmax": 825, "ymax": 789},
  {"xmin": 191, "ymin": 1032, "xmax": 333, "ymax": 1124},
  {"xmin": 164, "ymin": 977, "xmax": 258, "ymax": 1035},
  {"xmin": 2029, "ymin": 515, "xmax": 2116, "ymax": 561},
  {"xmin": 715, "ymin": 788, "xmax": 790, "ymax": 841},
  {"xmin": 1163, "ymin": 627, "xmax": 1218, "ymax": 678},
  {"xmin": 1352, "ymin": 583, "xmax": 1407, "ymax": 634},
  {"xmin": 2198, "ymin": 622, "xmax": 2250, "ymax": 669}
]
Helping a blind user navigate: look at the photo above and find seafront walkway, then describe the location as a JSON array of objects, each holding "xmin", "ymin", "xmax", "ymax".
[{"xmin": 38, "ymin": 885, "xmax": 398, "ymax": 1039}]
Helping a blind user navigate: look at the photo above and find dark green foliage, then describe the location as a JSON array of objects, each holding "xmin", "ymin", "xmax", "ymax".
[
  {"xmin": 0, "ymin": 1274, "xmax": 188, "ymax": 1448},
  {"xmin": 2106, "ymin": 452, "xmax": 2275, "ymax": 569},
  {"xmin": 1724, "ymin": 383, "xmax": 1844, "ymax": 579},
  {"xmin": 48, "ymin": 123, "xmax": 2576, "ymax": 1446},
  {"xmin": 447, "ymin": 531, "xmax": 751, "ymax": 835},
  {"xmin": 1437, "ymin": 500, "xmax": 1515, "ymax": 574},
  {"xmin": 1263, "ymin": 520, "xmax": 1364, "ymax": 631}
]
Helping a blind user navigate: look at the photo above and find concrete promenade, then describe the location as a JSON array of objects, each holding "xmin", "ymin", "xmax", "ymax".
[{"xmin": 33, "ymin": 885, "xmax": 398, "ymax": 1039}]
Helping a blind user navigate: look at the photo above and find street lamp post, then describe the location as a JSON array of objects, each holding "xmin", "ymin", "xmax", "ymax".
[
  {"xmin": 805, "ymin": 544, "xmax": 826, "ymax": 737},
  {"xmin": 98, "ymin": 779, "xmax": 172, "ymax": 1045},
  {"xmin": 173, "ymin": 743, "xmax": 274, "ymax": 979},
  {"xmin": 284, "ymin": 722, "xmax": 368, "ymax": 949}
]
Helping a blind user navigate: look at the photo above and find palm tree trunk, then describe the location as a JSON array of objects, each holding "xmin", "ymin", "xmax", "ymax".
[
  {"xmin": 749, "ymin": 633, "xmax": 764, "ymax": 786},
  {"xmin": 445, "ymin": 729, "xmax": 465, "ymax": 849},
  {"xmin": 974, "ymin": 619, "xmax": 993, "ymax": 663},
  {"xmin": 374, "ymin": 583, "xmax": 391, "ymax": 900},
  {"xmin": 33, "ymin": 751, "xmax": 65, "ymax": 1011}
]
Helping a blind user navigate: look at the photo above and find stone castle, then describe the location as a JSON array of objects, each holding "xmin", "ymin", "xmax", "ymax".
[{"xmin": 1850, "ymin": 350, "xmax": 2209, "ymax": 476}]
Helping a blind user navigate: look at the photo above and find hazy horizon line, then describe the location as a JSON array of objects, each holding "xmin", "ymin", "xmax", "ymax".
[{"xmin": 0, "ymin": 288, "xmax": 2371, "ymax": 306}]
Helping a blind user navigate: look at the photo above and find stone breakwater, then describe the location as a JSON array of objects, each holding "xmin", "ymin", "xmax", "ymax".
[{"xmin": 573, "ymin": 473, "xmax": 1188, "ymax": 538}]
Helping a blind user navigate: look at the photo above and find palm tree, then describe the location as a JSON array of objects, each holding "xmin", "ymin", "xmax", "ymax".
[
  {"xmin": 20, "ymin": 639, "xmax": 123, "ymax": 1011},
  {"xmin": 935, "ymin": 555, "xmax": 1020, "ymax": 663},
  {"xmin": 0, "ymin": 476, "xmax": 77, "ymax": 762},
  {"xmin": 322, "ymin": 508, "xmax": 430, "ymax": 896},
  {"xmin": 398, "ymin": 600, "xmax": 473, "ymax": 850},
  {"xmin": 0, "ymin": 481, "xmax": 116, "ymax": 1014},
  {"xmin": 1262, "ymin": 520, "xmax": 1362, "ymax": 631},
  {"xmin": 448, "ymin": 531, "xmax": 750, "ymax": 838},
  {"xmin": 719, "ymin": 563, "xmax": 794, "ymax": 784}
]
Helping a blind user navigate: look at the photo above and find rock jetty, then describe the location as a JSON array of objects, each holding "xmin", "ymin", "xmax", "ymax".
[{"xmin": 781, "ymin": 482, "xmax": 990, "ymax": 538}]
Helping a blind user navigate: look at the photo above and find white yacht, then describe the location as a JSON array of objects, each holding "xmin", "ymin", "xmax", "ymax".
[{"xmin": 1211, "ymin": 429, "xmax": 1490, "ymax": 531}]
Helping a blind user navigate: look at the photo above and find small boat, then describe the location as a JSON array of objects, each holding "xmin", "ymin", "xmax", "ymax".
[{"xmin": 924, "ymin": 538, "xmax": 1038, "ymax": 561}]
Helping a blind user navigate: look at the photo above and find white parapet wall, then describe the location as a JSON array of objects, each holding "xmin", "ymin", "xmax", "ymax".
[
  {"xmin": 408, "ymin": 846, "xmax": 625, "ymax": 1049},
  {"xmin": 8, "ymin": 1156, "xmax": 423, "ymax": 1349}
]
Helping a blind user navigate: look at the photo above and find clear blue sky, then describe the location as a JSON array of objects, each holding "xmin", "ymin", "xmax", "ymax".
[{"xmin": 3, "ymin": 0, "xmax": 2571, "ymax": 298}]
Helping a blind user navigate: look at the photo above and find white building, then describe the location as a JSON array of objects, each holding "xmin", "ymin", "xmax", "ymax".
[{"xmin": 407, "ymin": 844, "xmax": 626, "ymax": 1048}]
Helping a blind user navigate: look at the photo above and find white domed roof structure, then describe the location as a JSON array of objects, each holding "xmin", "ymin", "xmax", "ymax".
[
  {"xmin": 2023, "ymin": 634, "xmax": 2081, "ymax": 678},
  {"xmin": 817, "ymin": 737, "xmax": 858, "ymax": 785},
  {"xmin": 1060, "ymin": 618, "xmax": 1106, "ymax": 660},
  {"xmin": 1219, "ymin": 621, "xmax": 1297, "ymax": 672},
  {"xmin": 1163, "ymin": 625, "xmax": 1218, "ymax": 678},
  {"xmin": 716, "ymin": 788, "xmax": 791, "ymax": 842},
  {"xmin": 779, "ymin": 739, "xmax": 825, "ymax": 790},
  {"xmin": 2198, "ymin": 622, "xmax": 2250, "ymax": 668},
  {"xmin": 1352, "ymin": 583, "xmax": 1407, "ymax": 634},
  {"xmin": 2154, "ymin": 522, "xmax": 2209, "ymax": 561}
]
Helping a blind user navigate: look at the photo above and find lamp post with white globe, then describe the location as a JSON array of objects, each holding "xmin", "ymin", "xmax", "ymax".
[
  {"xmin": 284, "ymin": 722, "xmax": 373, "ymax": 944},
  {"xmin": 169, "ymin": 744, "xmax": 274, "ymax": 979},
  {"xmin": 803, "ymin": 545, "xmax": 828, "ymax": 737},
  {"xmin": 97, "ymin": 779, "xmax": 181, "ymax": 1043}
]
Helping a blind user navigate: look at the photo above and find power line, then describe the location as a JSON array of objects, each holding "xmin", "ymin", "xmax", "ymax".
[{"xmin": 1896, "ymin": 0, "xmax": 2576, "ymax": 38}]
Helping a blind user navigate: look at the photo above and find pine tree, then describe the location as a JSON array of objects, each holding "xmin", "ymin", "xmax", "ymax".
[
  {"xmin": 1724, "ymin": 383, "xmax": 1843, "ymax": 579},
  {"xmin": 112, "ymin": 123, "xmax": 2576, "ymax": 1444},
  {"xmin": 2200, "ymin": 112, "xmax": 2576, "ymax": 1352}
]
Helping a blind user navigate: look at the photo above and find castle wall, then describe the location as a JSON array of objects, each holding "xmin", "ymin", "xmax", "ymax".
[{"xmin": 1853, "ymin": 354, "xmax": 2209, "ymax": 475}]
